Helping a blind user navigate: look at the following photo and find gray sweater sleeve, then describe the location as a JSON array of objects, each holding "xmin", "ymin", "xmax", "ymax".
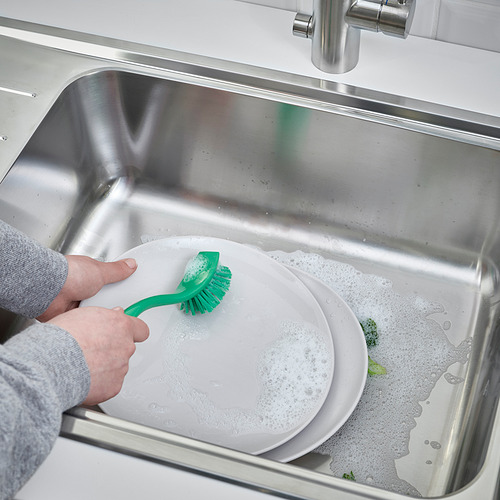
[
  {"xmin": 0, "ymin": 220, "xmax": 91, "ymax": 499},
  {"xmin": 0, "ymin": 220, "xmax": 68, "ymax": 318},
  {"xmin": 0, "ymin": 324, "xmax": 90, "ymax": 500}
]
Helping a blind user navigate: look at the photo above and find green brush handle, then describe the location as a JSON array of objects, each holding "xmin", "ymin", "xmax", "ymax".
[{"xmin": 124, "ymin": 290, "xmax": 195, "ymax": 317}]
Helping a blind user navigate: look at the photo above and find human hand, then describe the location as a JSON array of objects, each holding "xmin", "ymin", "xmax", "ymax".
[
  {"xmin": 49, "ymin": 306, "xmax": 149, "ymax": 405},
  {"xmin": 38, "ymin": 255, "xmax": 138, "ymax": 322}
]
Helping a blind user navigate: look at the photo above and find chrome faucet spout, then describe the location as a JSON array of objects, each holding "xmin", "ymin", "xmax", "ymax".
[{"xmin": 293, "ymin": 0, "xmax": 416, "ymax": 73}]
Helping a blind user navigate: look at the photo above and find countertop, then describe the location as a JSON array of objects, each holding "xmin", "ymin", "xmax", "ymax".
[
  {"xmin": 2, "ymin": 0, "xmax": 500, "ymax": 118},
  {"xmin": 3, "ymin": 0, "xmax": 500, "ymax": 498},
  {"xmin": 17, "ymin": 438, "xmax": 273, "ymax": 500}
]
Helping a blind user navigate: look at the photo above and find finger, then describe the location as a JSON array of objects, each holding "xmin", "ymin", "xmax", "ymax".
[
  {"xmin": 131, "ymin": 317, "xmax": 150, "ymax": 343},
  {"xmin": 97, "ymin": 258, "xmax": 138, "ymax": 286},
  {"xmin": 112, "ymin": 307, "xmax": 149, "ymax": 343}
]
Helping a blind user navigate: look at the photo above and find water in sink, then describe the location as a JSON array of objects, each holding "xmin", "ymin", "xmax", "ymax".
[{"xmin": 270, "ymin": 249, "xmax": 473, "ymax": 496}]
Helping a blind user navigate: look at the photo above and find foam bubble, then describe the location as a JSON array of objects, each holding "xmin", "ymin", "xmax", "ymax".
[
  {"xmin": 182, "ymin": 253, "xmax": 209, "ymax": 281},
  {"xmin": 268, "ymin": 250, "xmax": 472, "ymax": 496},
  {"xmin": 257, "ymin": 321, "xmax": 333, "ymax": 432},
  {"xmin": 444, "ymin": 373, "xmax": 465, "ymax": 385}
]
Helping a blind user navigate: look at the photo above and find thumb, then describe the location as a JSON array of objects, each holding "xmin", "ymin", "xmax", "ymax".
[{"xmin": 98, "ymin": 258, "xmax": 138, "ymax": 286}]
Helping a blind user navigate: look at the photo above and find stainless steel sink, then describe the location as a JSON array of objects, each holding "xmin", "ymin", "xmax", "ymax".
[{"xmin": 1, "ymin": 19, "xmax": 500, "ymax": 500}]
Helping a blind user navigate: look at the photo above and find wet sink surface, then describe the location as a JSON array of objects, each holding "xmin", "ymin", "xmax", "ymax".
[{"xmin": 1, "ymin": 68, "xmax": 500, "ymax": 498}]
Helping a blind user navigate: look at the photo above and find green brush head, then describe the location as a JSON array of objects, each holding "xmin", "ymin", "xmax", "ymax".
[{"xmin": 180, "ymin": 264, "xmax": 232, "ymax": 315}]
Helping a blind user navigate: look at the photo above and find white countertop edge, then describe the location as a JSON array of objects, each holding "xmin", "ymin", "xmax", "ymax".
[{"xmin": 16, "ymin": 437, "xmax": 274, "ymax": 500}]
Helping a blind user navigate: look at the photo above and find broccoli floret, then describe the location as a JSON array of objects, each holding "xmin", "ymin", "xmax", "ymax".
[
  {"xmin": 360, "ymin": 318, "xmax": 378, "ymax": 348},
  {"xmin": 342, "ymin": 471, "xmax": 356, "ymax": 481},
  {"xmin": 368, "ymin": 355, "xmax": 387, "ymax": 375},
  {"xmin": 360, "ymin": 318, "xmax": 386, "ymax": 375}
]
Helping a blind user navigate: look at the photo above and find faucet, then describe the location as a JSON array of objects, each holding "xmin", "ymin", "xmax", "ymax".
[{"xmin": 293, "ymin": 0, "xmax": 416, "ymax": 73}]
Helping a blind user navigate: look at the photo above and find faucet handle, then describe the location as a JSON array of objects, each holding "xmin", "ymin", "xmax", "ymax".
[
  {"xmin": 347, "ymin": 0, "xmax": 416, "ymax": 38},
  {"xmin": 293, "ymin": 12, "xmax": 313, "ymax": 39},
  {"xmin": 379, "ymin": 0, "xmax": 416, "ymax": 37}
]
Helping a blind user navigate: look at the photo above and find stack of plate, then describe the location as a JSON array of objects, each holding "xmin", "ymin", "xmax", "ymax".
[{"xmin": 81, "ymin": 237, "xmax": 367, "ymax": 462}]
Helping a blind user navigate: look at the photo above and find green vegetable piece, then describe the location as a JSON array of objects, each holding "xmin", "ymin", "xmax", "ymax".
[
  {"xmin": 342, "ymin": 471, "xmax": 356, "ymax": 481},
  {"xmin": 368, "ymin": 355, "xmax": 387, "ymax": 375},
  {"xmin": 360, "ymin": 318, "xmax": 378, "ymax": 348}
]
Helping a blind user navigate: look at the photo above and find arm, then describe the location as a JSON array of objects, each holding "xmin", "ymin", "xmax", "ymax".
[
  {"xmin": 0, "ymin": 323, "xmax": 89, "ymax": 499},
  {"xmin": 0, "ymin": 219, "xmax": 137, "ymax": 319},
  {"xmin": 0, "ymin": 220, "xmax": 149, "ymax": 497},
  {"xmin": 0, "ymin": 220, "xmax": 68, "ymax": 318},
  {"xmin": 0, "ymin": 308, "xmax": 148, "ymax": 500}
]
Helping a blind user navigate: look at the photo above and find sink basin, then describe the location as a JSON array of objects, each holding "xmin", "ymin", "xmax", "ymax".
[{"xmin": 2, "ymin": 57, "xmax": 500, "ymax": 499}]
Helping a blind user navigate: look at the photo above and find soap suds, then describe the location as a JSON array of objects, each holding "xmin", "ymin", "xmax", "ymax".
[
  {"xmin": 269, "ymin": 250, "xmax": 472, "ymax": 496},
  {"xmin": 182, "ymin": 252, "xmax": 209, "ymax": 281},
  {"xmin": 146, "ymin": 316, "xmax": 332, "ymax": 442},
  {"xmin": 257, "ymin": 321, "xmax": 333, "ymax": 432}
]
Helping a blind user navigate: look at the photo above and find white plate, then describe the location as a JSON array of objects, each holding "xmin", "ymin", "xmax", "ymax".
[
  {"xmin": 262, "ymin": 267, "xmax": 368, "ymax": 462},
  {"xmin": 81, "ymin": 237, "xmax": 334, "ymax": 455}
]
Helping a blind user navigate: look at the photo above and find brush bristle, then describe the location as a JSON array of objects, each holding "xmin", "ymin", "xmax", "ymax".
[{"xmin": 180, "ymin": 265, "xmax": 232, "ymax": 315}]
